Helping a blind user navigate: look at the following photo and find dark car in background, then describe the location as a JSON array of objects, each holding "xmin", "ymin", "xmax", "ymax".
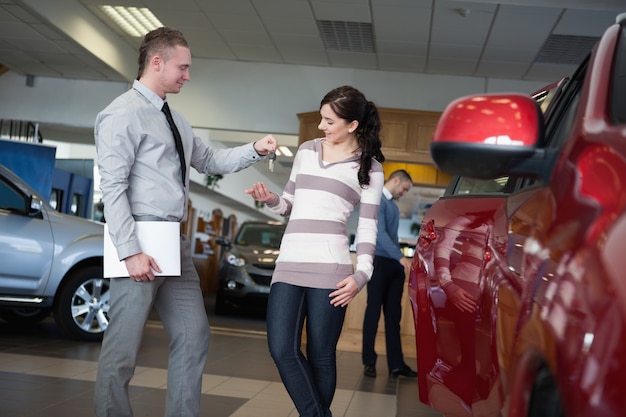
[
  {"xmin": 0, "ymin": 164, "xmax": 108, "ymax": 341},
  {"xmin": 408, "ymin": 13, "xmax": 626, "ymax": 417},
  {"xmin": 215, "ymin": 220, "xmax": 286, "ymax": 315}
]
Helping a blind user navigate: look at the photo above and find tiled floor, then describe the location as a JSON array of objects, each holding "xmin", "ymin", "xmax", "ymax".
[{"xmin": 0, "ymin": 294, "xmax": 443, "ymax": 417}]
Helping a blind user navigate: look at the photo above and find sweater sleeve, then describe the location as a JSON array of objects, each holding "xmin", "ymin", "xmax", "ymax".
[
  {"xmin": 266, "ymin": 141, "xmax": 307, "ymax": 216},
  {"xmin": 352, "ymin": 165, "xmax": 385, "ymax": 290}
]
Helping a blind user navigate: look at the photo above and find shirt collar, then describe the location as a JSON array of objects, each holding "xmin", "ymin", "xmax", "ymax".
[
  {"xmin": 382, "ymin": 187, "xmax": 393, "ymax": 201},
  {"xmin": 132, "ymin": 80, "xmax": 166, "ymax": 110}
]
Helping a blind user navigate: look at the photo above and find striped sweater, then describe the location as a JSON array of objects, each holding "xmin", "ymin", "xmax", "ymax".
[{"xmin": 266, "ymin": 138, "xmax": 384, "ymax": 290}]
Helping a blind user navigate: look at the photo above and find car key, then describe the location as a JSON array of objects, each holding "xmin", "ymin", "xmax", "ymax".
[{"xmin": 268, "ymin": 151, "xmax": 276, "ymax": 172}]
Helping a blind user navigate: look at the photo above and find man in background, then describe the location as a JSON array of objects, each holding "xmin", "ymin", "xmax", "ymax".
[{"xmin": 362, "ymin": 169, "xmax": 417, "ymax": 378}]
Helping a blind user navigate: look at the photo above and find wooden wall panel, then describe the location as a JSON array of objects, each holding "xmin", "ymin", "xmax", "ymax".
[{"xmin": 379, "ymin": 119, "xmax": 411, "ymax": 151}]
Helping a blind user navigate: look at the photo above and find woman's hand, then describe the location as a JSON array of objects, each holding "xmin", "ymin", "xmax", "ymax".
[
  {"xmin": 245, "ymin": 181, "xmax": 276, "ymax": 203},
  {"xmin": 444, "ymin": 283, "xmax": 476, "ymax": 313},
  {"xmin": 253, "ymin": 134, "xmax": 277, "ymax": 155},
  {"xmin": 329, "ymin": 276, "xmax": 359, "ymax": 307}
]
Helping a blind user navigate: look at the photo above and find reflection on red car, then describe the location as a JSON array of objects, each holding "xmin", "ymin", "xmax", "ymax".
[{"xmin": 409, "ymin": 13, "xmax": 626, "ymax": 417}]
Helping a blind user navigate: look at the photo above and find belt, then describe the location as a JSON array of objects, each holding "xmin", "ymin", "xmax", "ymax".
[{"xmin": 133, "ymin": 214, "xmax": 178, "ymax": 222}]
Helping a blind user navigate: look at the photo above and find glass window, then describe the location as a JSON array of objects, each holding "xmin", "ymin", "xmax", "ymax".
[
  {"xmin": 0, "ymin": 178, "xmax": 27, "ymax": 214},
  {"xmin": 533, "ymin": 78, "xmax": 567, "ymax": 119},
  {"xmin": 454, "ymin": 176, "xmax": 510, "ymax": 195},
  {"xmin": 236, "ymin": 224, "xmax": 286, "ymax": 248},
  {"xmin": 610, "ymin": 25, "xmax": 626, "ymax": 123},
  {"xmin": 70, "ymin": 193, "xmax": 82, "ymax": 216},
  {"xmin": 542, "ymin": 57, "xmax": 587, "ymax": 151},
  {"xmin": 49, "ymin": 188, "xmax": 63, "ymax": 211}
]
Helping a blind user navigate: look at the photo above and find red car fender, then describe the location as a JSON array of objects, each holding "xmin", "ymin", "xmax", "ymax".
[{"xmin": 408, "ymin": 244, "xmax": 439, "ymax": 402}]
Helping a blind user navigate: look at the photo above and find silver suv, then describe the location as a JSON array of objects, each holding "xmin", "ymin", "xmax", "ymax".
[{"xmin": 0, "ymin": 164, "xmax": 108, "ymax": 341}]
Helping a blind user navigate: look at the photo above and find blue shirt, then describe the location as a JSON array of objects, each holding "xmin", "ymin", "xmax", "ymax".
[{"xmin": 374, "ymin": 187, "xmax": 403, "ymax": 261}]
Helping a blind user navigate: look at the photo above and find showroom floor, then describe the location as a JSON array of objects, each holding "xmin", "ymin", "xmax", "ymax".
[{"xmin": 0, "ymin": 294, "xmax": 443, "ymax": 417}]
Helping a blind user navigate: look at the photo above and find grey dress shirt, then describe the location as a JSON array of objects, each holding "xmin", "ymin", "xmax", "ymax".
[{"xmin": 95, "ymin": 80, "xmax": 263, "ymax": 261}]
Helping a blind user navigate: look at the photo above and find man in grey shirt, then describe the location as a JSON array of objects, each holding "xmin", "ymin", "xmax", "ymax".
[{"xmin": 94, "ymin": 27, "xmax": 276, "ymax": 417}]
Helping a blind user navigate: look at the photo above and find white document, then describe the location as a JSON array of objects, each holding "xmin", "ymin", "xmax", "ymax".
[{"xmin": 103, "ymin": 221, "xmax": 181, "ymax": 278}]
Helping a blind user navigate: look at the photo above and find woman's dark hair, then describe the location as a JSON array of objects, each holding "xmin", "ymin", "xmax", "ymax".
[
  {"xmin": 137, "ymin": 27, "xmax": 189, "ymax": 80},
  {"xmin": 320, "ymin": 86, "xmax": 385, "ymax": 187}
]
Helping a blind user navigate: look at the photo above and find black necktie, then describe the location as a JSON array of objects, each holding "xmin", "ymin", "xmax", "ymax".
[{"xmin": 162, "ymin": 102, "xmax": 186, "ymax": 185}]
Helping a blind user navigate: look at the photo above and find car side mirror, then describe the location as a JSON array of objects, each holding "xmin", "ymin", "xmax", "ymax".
[
  {"xmin": 215, "ymin": 236, "xmax": 232, "ymax": 247},
  {"xmin": 28, "ymin": 196, "xmax": 43, "ymax": 218},
  {"xmin": 430, "ymin": 93, "xmax": 544, "ymax": 179}
]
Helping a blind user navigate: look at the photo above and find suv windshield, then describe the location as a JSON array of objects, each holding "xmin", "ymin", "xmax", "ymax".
[{"xmin": 235, "ymin": 223, "xmax": 286, "ymax": 249}]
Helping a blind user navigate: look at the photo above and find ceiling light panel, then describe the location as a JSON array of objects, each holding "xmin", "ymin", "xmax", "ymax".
[{"xmin": 100, "ymin": 6, "xmax": 163, "ymax": 37}]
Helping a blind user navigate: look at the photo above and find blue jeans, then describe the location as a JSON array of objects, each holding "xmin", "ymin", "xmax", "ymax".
[{"xmin": 267, "ymin": 282, "xmax": 347, "ymax": 417}]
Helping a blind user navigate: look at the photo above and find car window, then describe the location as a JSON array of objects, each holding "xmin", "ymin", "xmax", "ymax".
[
  {"xmin": 454, "ymin": 176, "xmax": 510, "ymax": 195},
  {"xmin": 0, "ymin": 176, "xmax": 27, "ymax": 214},
  {"xmin": 542, "ymin": 56, "xmax": 587, "ymax": 150},
  {"xmin": 513, "ymin": 57, "xmax": 587, "ymax": 193},
  {"xmin": 532, "ymin": 78, "xmax": 568, "ymax": 121},
  {"xmin": 236, "ymin": 224, "xmax": 285, "ymax": 248},
  {"xmin": 447, "ymin": 175, "xmax": 522, "ymax": 196},
  {"xmin": 546, "ymin": 88, "xmax": 581, "ymax": 150},
  {"xmin": 611, "ymin": 25, "xmax": 626, "ymax": 123}
]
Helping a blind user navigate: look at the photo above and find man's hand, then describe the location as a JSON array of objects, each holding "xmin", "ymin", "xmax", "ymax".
[
  {"xmin": 400, "ymin": 257, "xmax": 412, "ymax": 275},
  {"xmin": 124, "ymin": 253, "xmax": 161, "ymax": 282},
  {"xmin": 253, "ymin": 134, "xmax": 277, "ymax": 156}
]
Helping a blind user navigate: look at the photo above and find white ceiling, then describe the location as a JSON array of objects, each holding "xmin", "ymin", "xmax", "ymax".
[
  {"xmin": 0, "ymin": 0, "xmax": 623, "ymax": 84},
  {"xmin": 0, "ymin": 0, "xmax": 623, "ymax": 192}
]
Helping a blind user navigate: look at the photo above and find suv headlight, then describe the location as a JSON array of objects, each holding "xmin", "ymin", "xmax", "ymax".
[{"xmin": 226, "ymin": 253, "xmax": 246, "ymax": 267}]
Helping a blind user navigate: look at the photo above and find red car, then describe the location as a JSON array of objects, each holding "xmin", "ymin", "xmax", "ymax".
[{"xmin": 408, "ymin": 13, "xmax": 626, "ymax": 417}]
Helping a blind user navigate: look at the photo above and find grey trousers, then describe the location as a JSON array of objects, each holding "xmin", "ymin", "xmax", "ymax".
[{"xmin": 94, "ymin": 235, "xmax": 210, "ymax": 417}]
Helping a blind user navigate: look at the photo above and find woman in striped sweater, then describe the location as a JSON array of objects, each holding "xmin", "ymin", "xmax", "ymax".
[{"xmin": 246, "ymin": 85, "xmax": 385, "ymax": 416}]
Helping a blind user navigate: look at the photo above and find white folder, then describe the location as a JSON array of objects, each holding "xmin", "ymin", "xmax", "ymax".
[{"xmin": 103, "ymin": 221, "xmax": 181, "ymax": 278}]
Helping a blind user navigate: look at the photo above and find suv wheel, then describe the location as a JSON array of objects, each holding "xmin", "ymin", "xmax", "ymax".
[
  {"xmin": 528, "ymin": 366, "xmax": 564, "ymax": 417},
  {"xmin": 53, "ymin": 266, "xmax": 110, "ymax": 341}
]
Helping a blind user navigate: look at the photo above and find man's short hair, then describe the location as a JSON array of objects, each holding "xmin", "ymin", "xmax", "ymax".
[
  {"xmin": 136, "ymin": 27, "xmax": 189, "ymax": 80},
  {"xmin": 387, "ymin": 169, "xmax": 412, "ymax": 183}
]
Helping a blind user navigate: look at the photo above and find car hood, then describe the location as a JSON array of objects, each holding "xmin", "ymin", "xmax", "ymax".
[{"xmin": 44, "ymin": 206, "xmax": 104, "ymax": 240}]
